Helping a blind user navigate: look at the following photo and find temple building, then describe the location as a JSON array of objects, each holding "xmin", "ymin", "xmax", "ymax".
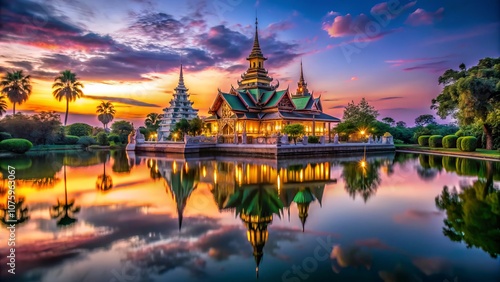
[
  {"xmin": 158, "ymin": 65, "xmax": 199, "ymax": 141},
  {"xmin": 205, "ymin": 19, "xmax": 340, "ymax": 142}
]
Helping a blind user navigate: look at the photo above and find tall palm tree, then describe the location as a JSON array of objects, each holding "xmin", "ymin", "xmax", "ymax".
[
  {"xmin": 52, "ymin": 70, "xmax": 84, "ymax": 126},
  {"xmin": 1, "ymin": 70, "xmax": 32, "ymax": 114},
  {"xmin": 0, "ymin": 95, "xmax": 7, "ymax": 116},
  {"xmin": 96, "ymin": 101, "xmax": 116, "ymax": 129}
]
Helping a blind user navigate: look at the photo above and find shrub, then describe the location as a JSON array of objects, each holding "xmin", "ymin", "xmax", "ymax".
[
  {"xmin": 108, "ymin": 133, "xmax": 121, "ymax": 144},
  {"xmin": 418, "ymin": 135, "xmax": 431, "ymax": 146},
  {"xmin": 96, "ymin": 132, "xmax": 109, "ymax": 146},
  {"xmin": 77, "ymin": 136, "xmax": 96, "ymax": 147},
  {"xmin": 442, "ymin": 156, "xmax": 456, "ymax": 172},
  {"xmin": 308, "ymin": 135, "xmax": 319, "ymax": 143},
  {"xmin": 0, "ymin": 138, "xmax": 33, "ymax": 153},
  {"xmin": 63, "ymin": 135, "xmax": 80, "ymax": 145},
  {"xmin": 0, "ymin": 132, "xmax": 12, "ymax": 141},
  {"xmin": 429, "ymin": 135, "xmax": 443, "ymax": 148},
  {"xmin": 461, "ymin": 136, "xmax": 477, "ymax": 152},
  {"xmin": 455, "ymin": 129, "xmax": 464, "ymax": 137},
  {"xmin": 66, "ymin": 123, "xmax": 93, "ymax": 137},
  {"xmin": 442, "ymin": 135, "xmax": 458, "ymax": 148},
  {"xmin": 456, "ymin": 137, "xmax": 464, "ymax": 151},
  {"xmin": 393, "ymin": 139, "xmax": 404, "ymax": 144}
]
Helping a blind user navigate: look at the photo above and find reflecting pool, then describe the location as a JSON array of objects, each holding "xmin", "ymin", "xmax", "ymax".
[{"xmin": 0, "ymin": 150, "xmax": 499, "ymax": 282}]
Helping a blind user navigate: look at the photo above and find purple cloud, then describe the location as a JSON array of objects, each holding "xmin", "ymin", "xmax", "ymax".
[{"xmin": 405, "ymin": 8, "xmax": 444, "ymax": 26}]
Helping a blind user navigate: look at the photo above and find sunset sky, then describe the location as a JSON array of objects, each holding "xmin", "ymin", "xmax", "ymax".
[{"xmin": 0, "ymin": 0, "xmax": 499, "ymax": 127}]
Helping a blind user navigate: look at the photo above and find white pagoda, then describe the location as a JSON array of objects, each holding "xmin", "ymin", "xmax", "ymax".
[{"xmin": 158, "ymin": 65, "xmax": 199, "ymax": 140}]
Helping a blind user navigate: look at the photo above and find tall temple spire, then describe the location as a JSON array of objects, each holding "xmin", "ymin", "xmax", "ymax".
[
  {"xmin": 248, "ymin": 17, "xmax": 264, "ymax": 59},
  {"xmin": 176, "ymin": 64, "xmax": 186, "ymax": 90},
  {"xmin": 295, "ymin": 60, "xmax": 309, "ymax": 96},
  {"xmin": 299, "ymin": 60, "xmax": 305, "ymax": 84}
]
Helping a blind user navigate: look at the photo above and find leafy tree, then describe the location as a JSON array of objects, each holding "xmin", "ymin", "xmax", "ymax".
[
  {"xmin": 396, "ymin": 121, "xmax": 407, "ymax": 128},
  {"xmin": 0, "ymin": 95, "xmax": 7, "ymax": 116},
  {"xmin": 282, "ymin": 124, "xmax": 305, "ymax": 145},
  {"xmin": 96, "ymin": 101, "xmax": 116, "ymax": 129},
  {"xmin": 111, "ymin": 120, "xmax": 134, "ymax": 143},
  {"xmin": 188, "ymin": 117, "xmax": 203, "ymax": 136},
  {"xmin": 382, "ymin": 117, "xmax": 395, "ymax": 126},
  {"xmin": 335, "ymin": 98, "xmax": 379, "ymax": 138},
  {"xmin": 144, "ymin": 113, "xmax": 163, "ymax": 132},
  {"xmin": 174, "ymin": 118, "xmax": 190, "ymax": 138},
  {"xmin": 432, "ymin": 58, "xmax": 500, "ymax": 149},
  {"xmin": 0, "ymin": 111, "xmax": 62, "ymax": 145},
  {"xmin": 66, "ymin": 123, "xmax": 92, "ymax": 137},
  {"xmin": 415, "ymin": 114, "xmax": 436, "ymax": 127},
  {"xmin": 1, "ymin": 70, "xmax": 32, "ymax": 114},
  {"xmin": 52, "ymin": 70, "xmax": 84, "ymax": 126}
]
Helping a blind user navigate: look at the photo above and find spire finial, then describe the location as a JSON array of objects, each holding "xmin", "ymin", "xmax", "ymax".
[
  {"xmin": 300, "ymin": 60, "xmax": 305, "ymax": 82},
  {"xmin": 176, "ymin": 64, "xmax": 186, "ymax": 90},
  {"xmin": 248, "ymin": 17, "xmax": 264, "ymax": 59}
]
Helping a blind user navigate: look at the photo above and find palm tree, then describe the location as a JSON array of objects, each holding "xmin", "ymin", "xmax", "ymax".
[
  {"xmin": 52, "ymin": 70, "xmax": 84, "ymax": 126},
  {"xmin": 145, "ymin": 113, "xmax": 163, "ymax": 130},
  {"xmin": 96, "ymin": 101, "xmax": 116, "ymax": 129},
  {"xmin": 50, "ymin": 165, "xmax": 80, "ymax": 227},
  {"xmin": 96, "ymin": 151, "xmax": 113, "ymax": 192},
  {"xmin": 0, "ymin": 95, "xmax": 7, "ymax": 116},
  {"xmin": 1, "ymin": 70, "xmax": 32, "ymax": 114}
]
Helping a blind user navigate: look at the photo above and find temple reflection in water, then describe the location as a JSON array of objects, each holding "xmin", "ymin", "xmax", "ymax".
[{"xmin": 147, "ymin": 154, "xmax": 336, "ymax": 275}]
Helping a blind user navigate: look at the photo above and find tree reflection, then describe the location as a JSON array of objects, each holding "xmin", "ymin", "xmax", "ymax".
[
  {"xmin": 50, "ymin": 165, "xmax": 80, "ymax": 227},
  {"xmin": 111, "ymin": 149, "xmax": 132, "ymax": 174},
  {"xmin": 96, "ymin": 151, "xmax": 113, "ymax": 192},
  {"xmin": 1, "ymin": 196, "xmax": 30, "ymax": 226},
  {"xmin": 435, "ymin": 161, "xmax": 500, "ymax": 258},
  {"xmin": 292, "ymin": 188, "xmax": 315, "ymax": 232},
  {"xmin": 341, "ymin": 160, "xmax": 381, "ymax": 202}
]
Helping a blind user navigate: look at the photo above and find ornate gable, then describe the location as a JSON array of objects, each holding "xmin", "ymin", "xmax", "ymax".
[{"xmin": 278, "ymin": 93, "xmax": 295, "ymax": 111}]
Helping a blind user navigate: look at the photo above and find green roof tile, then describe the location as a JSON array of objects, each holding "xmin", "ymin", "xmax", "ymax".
[
  {"xmin": 292, "ymin": 96, "xmax": 311, "ymax": 110},
  {"xmin": 222, "ymin": 93, "xmax": 247, "ymax": 111},
  {"xmin": 265, "ymin": 90, "xmax": 287, "ymax": 107}
]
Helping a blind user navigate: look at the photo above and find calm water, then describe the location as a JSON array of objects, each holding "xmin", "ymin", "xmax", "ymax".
[{"xmin": 0, "ymin": 150, "xmax": 499, "ymax": 282}]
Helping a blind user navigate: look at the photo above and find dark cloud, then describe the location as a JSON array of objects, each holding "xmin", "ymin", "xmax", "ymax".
[
  {"xmin": 375, "ymin": 96, "xmax": 403, "ymax": 101},
  {"xmin": 84, "ymin": 95, "xmax": 161, "ymax": 107},
  {"xmin": 6, "ymin": 60, "xmax": 34, "ymax": 71},
  {"xmin": 402, "ymin": 60, "xmax": 448, "ymax": 73},
  {"xmin": 128, "ymin": 12, "xmax": 185, "ymax": 43},
  {"xmin": 200, "ymin": 25, "xmax": 251, "ymax": 60},
  {"xmin": 329, "ymin": 105, "xmax": 345, "ymax": 109},
  {"xmin": 260, "ymin": 34, "xmax": 301, "ymax": 69},
  {"xmin": 323, "ymin": 98, "xmax": 340, "ymax": 102}
]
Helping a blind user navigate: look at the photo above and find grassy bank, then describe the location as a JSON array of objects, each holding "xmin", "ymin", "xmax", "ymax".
[
  {"xmin": 29, "ymin": 144, "xmax": 85, "ymax": 151},
  {"xmin": 395, "ymin": 144, "xmax": 500, "ymax": 161}
]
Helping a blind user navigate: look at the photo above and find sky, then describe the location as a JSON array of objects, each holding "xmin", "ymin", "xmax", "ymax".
[{"xmin": 0, "ymin": 0, "xmax": 499, "ymax": 127}]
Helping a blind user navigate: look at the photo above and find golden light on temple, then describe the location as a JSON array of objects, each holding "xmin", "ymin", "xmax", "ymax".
[
  {"xmin": 277, "ymin": 174, "xmax": 281, "ymax": 195},
  {"xmin": 300, "ymin": 169, "xmax": 304, "ymax": 182},
  {"xmin": 173, "ymin": 161, "xmax": 177, "ymax": 173},
  {"xmin": 214, "ymin": 170, "xmax": 218, "ymax": 184},
  {"xmin": 360, "ymin": 160, "xmax": 366, "ymax": 168},
  {"xmin": 184, "ymin": 162, "xmax": 189, "ymax": 172},
  {"xmin": 202, "ymin": 166, "xmax": 207, "ymax": 177}
]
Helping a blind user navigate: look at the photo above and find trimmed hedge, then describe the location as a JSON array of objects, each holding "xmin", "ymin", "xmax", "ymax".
[
  {"xmin": 308, "ymin": 135, "xmax": 319, "ymax": 143},
  {"xmin": 64, "ymin": 135, "xmax": 80, "ymax": 145},
  {"xmin": 455, "ymin": 130, "xmax": 465, "ymax": 137},
  {"xmin": 0, "ymin": 132, "xmax": 12, "ymax": 142},
  {"xmin": 77, "ymin": 136, "xmax": 96, "ymax": 147},
  {"xmin": 456, "ymin": 136, "xmax": 465, "ymax": 151},
  {"xmin": 442, "ymin": 135, "xmax": 458, "ymax": 148},
  {"xmin": 429, "ymin": 135, "xmax": 443, "ymax": 148},
  {"xmin": 461, "ymin": 136, "xmax": 477, "ymax": 152},
  {"xmin": 418, "ymin": 135, "xmax": 431, "ymax": 146},
  {"xmin": 0, "ymin": 138, "xmax": 33, "ymax": 153}
]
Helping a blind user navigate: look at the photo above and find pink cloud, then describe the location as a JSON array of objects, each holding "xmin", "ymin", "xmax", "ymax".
[
  {"xmin": 322, "ymin": 13, "xmax": 371, "ymax": 37},
  {"xmin": 394, "ymin": 209, "xmax": 442, "ymax": 224},
  {"xmin": 351, "ymin": 76, "xmax": 358, "ymax": 81},
  {"xmin": 405, "ymin": 7, "xmax": 444, "ymax": 26}
]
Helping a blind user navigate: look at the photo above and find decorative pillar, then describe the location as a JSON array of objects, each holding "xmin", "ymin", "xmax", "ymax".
[
  {"xmin": 328, "ymin": 122, "xmax": 331, "ymax": 143},
  {"xmin": 312, "ymin": 115, "xmax": 316, "ymax": 137}
]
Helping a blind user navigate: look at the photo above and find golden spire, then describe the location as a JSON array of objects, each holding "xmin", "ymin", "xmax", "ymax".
[
  {"xmin": 299, "ymin": 60, "xmax": 305, "ymax": 84},
  {"xmin": 295, "ymin": 60, "xmax": 309, "ymax": 96},
  {"xmin": 248, "ymin": 17, "xmax": 265, "ymax": 59}
]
